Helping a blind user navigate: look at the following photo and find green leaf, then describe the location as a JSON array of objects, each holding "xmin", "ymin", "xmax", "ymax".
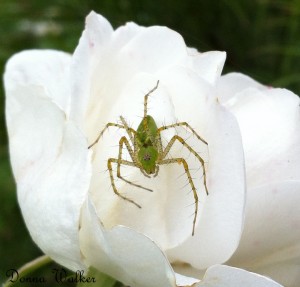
[{"xmin": 76, "ymin": 267, "xmax": 117, "ymax": 287}]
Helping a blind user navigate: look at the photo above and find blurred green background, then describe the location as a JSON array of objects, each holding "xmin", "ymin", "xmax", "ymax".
[{"xmin": 1, "ymin": 0, "xmax": 300, "ymax": 285}]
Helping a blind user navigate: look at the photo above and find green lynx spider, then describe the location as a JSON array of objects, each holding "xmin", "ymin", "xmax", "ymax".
[{"xmin": 88, "ymin": 81, "xmax": 208, "ymax": 235}]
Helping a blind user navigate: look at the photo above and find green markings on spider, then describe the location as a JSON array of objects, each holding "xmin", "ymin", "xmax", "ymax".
[{"xmin": 88, "ymin": 81, "xmax": 209, "ymax": 236}]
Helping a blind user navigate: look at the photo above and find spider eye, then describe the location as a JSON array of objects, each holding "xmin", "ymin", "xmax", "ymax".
[
  {"xmin": 143, "ymin": 153, "xmax": 151, "ymax": 161},
  {"xmin": 138, "ymin": 147, "xmax": 158, "ymax": 174}
]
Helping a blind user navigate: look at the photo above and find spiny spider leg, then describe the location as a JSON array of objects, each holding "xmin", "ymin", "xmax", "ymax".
[
  {"xmin": 155, "ymin": 133, "xmax": 164, "ymax": 156},
  {"xmin": 158, "ymin": 122, "xmax": 208, "ymax": 146},
  {"xmin": 161, "ymin": 135, "xmax": 208, "ymax": 195},
  {"xmin": 119, "ymin": 116, "xmax": 135, "ymax": 147},
  {"xmin": 159, "ymin": 158, "xmax": 198, "ymax": 236},
  {"xmin": 144, "ymin": 80, "xmax": 159, "ymax": 118},
  {"xmin": 143, "ymin": 80, "xmax": 160, "ymax": 144},
  {"xmin": 117, "ymin": 136, "xmax": 153, "ymax": 192},
  {"xmin": 108, "ymin": 158, "xmax": 142, "ymax": 209},
  {"xmin": 88, "ymin": 123, "xmax": 136, "ymax": 149}
]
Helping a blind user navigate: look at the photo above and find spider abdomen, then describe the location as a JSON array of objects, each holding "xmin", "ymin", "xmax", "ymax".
[{"xmin": 137, "ymin": 146, "xmax": 158, "ymax": 174}]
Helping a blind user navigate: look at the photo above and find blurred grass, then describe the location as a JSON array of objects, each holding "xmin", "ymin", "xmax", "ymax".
[{"xmin": 0, "ymin": 0, "xmax": 300, "ymax": 284}]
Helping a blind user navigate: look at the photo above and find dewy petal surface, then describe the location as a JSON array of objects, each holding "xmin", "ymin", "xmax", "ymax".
[
  {"xmin": 5, "ymin": 52, "xmax": 91, "ymax": 270},
  {"xmin": 228, "ymin": 180, "xmax": 300, "ymax": 287},
  {"xmin": 79, "ymin": 198, "xmax": 177, "ymax": 287},
  {"xmin": 199, "ymin": 265, "xmax": 283, "ymax": 287}
]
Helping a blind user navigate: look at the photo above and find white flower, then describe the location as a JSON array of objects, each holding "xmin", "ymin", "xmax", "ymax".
[{"xmin": 4, "ymin": 11, "xmax": 294, "ymax": 287}]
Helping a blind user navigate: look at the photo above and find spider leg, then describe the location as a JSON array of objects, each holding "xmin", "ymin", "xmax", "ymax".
[
  {"xmin": 159, "ymin": 134, "xmax": 209, "ymax": 236},
  {"xmin": 119, "ymin": 116, "xmax": 136, "ymax": 147},
  {"xmin": 158, "ymin": 122, "xmax": 208, "ymax": 146},
  {"xmin": 144, "ymin": 80, "xmax": 159, "ymax": 118},
  {"xmin": 88, "ymin": 122, "xmax": 136, "ymax": 149},
  {"xmin": 155, "ymin": 133, "xmax": 164, "ymax": 156},
  {"xmin": 161, "ymin": 135, "xmax": 208, "ymax": 195},
  {"xmin": 117, "ymin": 136, "xmax": 153, "ymax": 192},
  {"xmin": 159, "ymin": 158, "xmax": 198, "ymax": 236},
  {"xmin": 108, "ymin": 158, "xmax": 142, "ymax": 208}
]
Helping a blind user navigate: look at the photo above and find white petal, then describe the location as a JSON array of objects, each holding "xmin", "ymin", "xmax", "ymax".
[
  {"xmin": 175, "ymin": 273, "xmax": 200, "ymax": 286},
  {"xmin": 228, "ymin": 180, "xmax": 300, "ymax": 287},
  {"xmin": 173, "ymin": 263, "xmax": 205, "ymax": 282},
  {"xmin": 79, "ymin": 198, "xmax": 177, "ymax": 287},
  {"xmin": 252, "ymin": 262, "xmax": 300, "ymax": 287},
  {"xmin": 223, "ymin": 85, "xmax": 300, "ymax": 187},
  {"xmin": 119, "ymin": 25, "xmax": 186, "ymax": 68},
  {"xmin": 69, "ymin": 11, "xmax": 114, "ymax": 125},
  {"xmin": 216, "ymin": 72, "xmax": 267, "ymax": 103},
  {"xmin": 199, "ymin": 265, "xmax": 283, "ymax": 287},
  {"xmin": 160, "ymin": 68, "xmax": 246, "ymax": 268},
  {"xmin": 4, "ymin": 49, "xmax": 71, "ymax": 113},
  {"xmin": 188, "ymin": 51, "xmax": 226, "ymax": 85},
  {"xmin": 113, "ymin": 21, "xmax": 145, "ymax": 49},
  {"xmin": 5, "ymin": 84, "xmax": 91, "ymax": 270}
]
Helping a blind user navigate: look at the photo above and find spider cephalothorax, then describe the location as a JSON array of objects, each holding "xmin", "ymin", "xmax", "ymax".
[{"xmin": 89, "ymin": 81, "xmax": 209, "ymax": 235}]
